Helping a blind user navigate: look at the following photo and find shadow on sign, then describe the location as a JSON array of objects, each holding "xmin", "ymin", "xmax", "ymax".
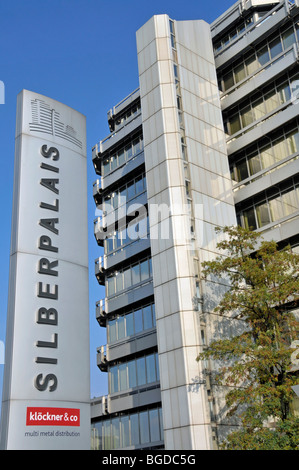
[{"xmin": 0, "ymin": 340, "xmax": 4, "ymax": 364}]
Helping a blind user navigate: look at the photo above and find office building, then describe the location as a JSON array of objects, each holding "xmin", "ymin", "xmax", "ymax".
[{"xmin": 90, "ymin": 0, "xmax": 299, "ymax": 450}]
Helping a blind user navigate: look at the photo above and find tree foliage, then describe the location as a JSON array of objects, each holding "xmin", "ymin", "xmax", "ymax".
[{"xmin": 197, "ymin": 225, "xmax": 299, "ymax": 450}]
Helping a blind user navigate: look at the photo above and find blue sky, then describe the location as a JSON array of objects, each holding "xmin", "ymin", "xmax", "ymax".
[{"xmin": 0, "ymin": 0, "xmax": 233, "ymax": 406}]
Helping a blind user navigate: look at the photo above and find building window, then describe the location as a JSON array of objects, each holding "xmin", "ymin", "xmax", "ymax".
[
  {"xmin": 218, "ymin": 19, "xmax": 299, "ymax": 93},
  {"xmin": 108, "ymin": 302, "xmax": 156, "ymax": 344},
  {"xmin": 213, "ymin": 13, "xmax": 256, "ymax": 54},
  {"xmin": 225, "ymin": 70, "xmax": 298, "ymax": 137},
  {"xmin": 237, "ymin": 177, "xmax": 299, "ymax": 230},
  {"xmin": 109, "ymin": 352, "xmax": 160, "ymax": 394},
  {"xmin": 91, "ymin": 407, "xmax": 163, "ymax": 450},
  {"xmin": 230, "ymin": 120, "xmax": 299, "ymax": 183},
  {"xmin": 101, "ymin": 134, "xmax": 143, "ymax": 176},
  {"xmin": 103, "ymin": 172, "xmax": 147, "ymax": 214},
  {"xmin": 105, "ymin": 256, "xmax": 152, "ymax": 298}
]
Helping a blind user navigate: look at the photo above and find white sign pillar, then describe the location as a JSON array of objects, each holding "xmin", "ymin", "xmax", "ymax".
[{"xmin": 0, "ymin": 90, "xmax": 90, "ymax": 450}]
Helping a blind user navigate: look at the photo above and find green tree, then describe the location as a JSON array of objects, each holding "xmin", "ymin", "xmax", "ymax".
[{"xmin": 197, "ymin": 225, "xmax": 299, "ymax": 450}]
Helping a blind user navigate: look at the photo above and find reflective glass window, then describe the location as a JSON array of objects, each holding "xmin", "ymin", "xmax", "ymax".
[
  {"xmin": 248, "ymin": 153, "xmax": 262, "ymax": 176},
  {"xmin": 119, "ymin": 186, "xmax": 127, "ymax": 205},
  {"xmin": 286, "ymin": 130, "xmax": 299, "ymax": 154},
  {"xmin": 127, "ymin": 181, "xmax": 135, "ymax": 200},
  {"xmin": 123, "ymin": 268, "xmax": 131, "ymax": 289},
  {"xmin": 246, "ymin": 54, "xmax": 258, "ymax": 75},
  {"xmin": 134, "ymin": 309, "xmax": 143, "ymax": 334},
  {"xmin": 120, "ymin": 416, "xmax": 130, "ymax": 448},
  {"xmin": 269, "ymin": 196, "xmax": 284, "ymax": 222},
  {"xmin": 137, "ymin": 357, "xmax": 146, "ymax": 386},
  {"xmin": 264, "ymin": 90, "xmax": 279, "ymax": 113},
  {"xmin": 132, "ymin": 263, "xmax": 140, "ymax": 285},
  {"xmin": 277, "ymin": 82, "xmax": 291, "ymax": 104},
  {"xmin": 126, "ymin": 312, "xmax": 134, "ymax": 337},
  {"xmin": 110, "ymin": 154, "xmax": 117, "ymax": 172},
  {"xmin": 128, "ymin": 360, "xmax": 137, "ymax": 388},
  {"xmin": 269, "ymin": 37, "xmax": 282, "ymax": 59},
  {"xmin": 272, "ymin": 137, "xmax": 288, "ymax": 162},
  {"xmin": 291, "ymin": 76, "xmax": 299, "ymax": 103},
  {"xmin": 139, "ymin": 411, "xmax": 150, "ymax": 444},
  {"xmin": 132, "ymin": 137, "xmax": 140, "ymax": 155},
  {"xmin": 118, "ymin": 148, "xmax": 125, "ymax": 166},
  {"xmin": 152, "ymin": 304, "xmax": 156, "ymax": 327},
  {"xmin": 118, "ymin": 315, "xmax": 125, "ymax": 340},
  {"xmin": 253, "ymin": 98, "xmax": 266, "ymax": 120},
  {"xmin": 106, "ymin": 236, "xmax": 115, "ymax": 254},
  {"xmin": 143, "ymin": 305, "xmax": 153, "ymax": 330},
  {"xmin": 115, "ymin": 271, "xmax": 123, "ymax": 293},
  {"xmin": 108, "ymin": 319, "xmax": 117, "ymax": 343},
  {"xmin": 146, "ymin": 354, "xmax": 157, "ymax": 383},
  {"xmin": 260, "ymin": 144, "xmax": 275, "ymax": 168},
  {"xmin": 102, "ymin": 158, "xmax": 110, "ymax": 176},
  {"xmin": 229, "ymin": 114, "xmax": 241, "ymax": 134},
  {"xmin": 257, "ymin": 46, "xmax": 270, "ymax": 66},
  {"xmin": 140, "ymin": 259, "xmax": 149, "ymax": 281},
  {"xmin": 256, "ymin": 201, "xmax": 271, "ymax": 227},
  {"xmin": 107, "ymin": 276, "xmax": 115, "ymax": 297},
  {"xmin": 281, "ymin": 189, "xmax": 298, "ymax": 216},
  {"xmin": 149, "ymin": 409, "xmax": 160, "ymax": 443},
  {"xmin": 119, "ymin": 363, "xmax": 128, "ymax": 391},
  {"xmin": 243, "ymin": 207, "xmax": 257, "ymax": 230},
  {"xmin": 111, "ymin": 418, "xmax": 120, "ymax": 449},
  {"xmin": 103, "ymin": 420, "xmax": 111, "ymax": 449},
  {"xmin": 282, "ymin": 28, "xmax": 295, "ymax": 50},
  {"xmin": 125, "ymin": 143, "xmax": 133, "ymax": 160},
  {"xmin": 110, "ymin": 366, "xmax": 118, "ymax": 394},
  {"xmin": 236, "ymin": 159, "xmax": 249, "ymax": 181},
  {"xmin": 223, "ymin": 71, "xmax": 234, "ymax": 91},
  {"xmin": 159, "ymin": 409, "xmax": 163, "ymax": 439},
  {"xmin": 234, "ymin": 63, "xmax": 246, "ymax": 83},
  {"xmin": 155, "ymin": 353, "xmax": 160, "ymax": 381},
  {"xmin": 130, "ymin": 414, "xmax": 140, "ymax": 446},
  {"xmin": 241, "ymin": 106, "xmax": 254, "ymax": 128},
  {"xmin": 135, "ymin": 175, "xmax": 143, "ymax": 194}
]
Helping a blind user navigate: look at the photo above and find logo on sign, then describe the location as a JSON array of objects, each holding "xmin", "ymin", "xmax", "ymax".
[
  {"xmin": 26, "ymin": 407, "xmax": 80, "ymax": 426},
  {"xmin": 29, "ymin": 98, "xmax": 82, "ymax": 149}
]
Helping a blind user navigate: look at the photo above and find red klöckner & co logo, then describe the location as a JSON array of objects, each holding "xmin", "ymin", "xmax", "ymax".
[{"xmin": 26, "ymin": 407, "xmax": 80, "ymax": 426}]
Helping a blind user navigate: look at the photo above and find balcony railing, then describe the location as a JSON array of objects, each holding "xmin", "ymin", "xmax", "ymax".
[
  {"xmin": 221, "ymin": 42, "xmax": 299, "ymax": 105},
  {"xmin": 96, "ymin": 299, "xmax": 106, "ymax": 326},
  {"xmin": 96, "ymin": 345, "xmax": 107, "ymax": 372},
  {"xmin": 95, "ymin": 256, "xmax": 105, "ymax": 285},
  {"xmin": 92, "ymin": 112, "xmax": 142, "ymax": 157},
  {"xmin": 214, "ymin": 0, "xmax": 297, "ymax": 59}
]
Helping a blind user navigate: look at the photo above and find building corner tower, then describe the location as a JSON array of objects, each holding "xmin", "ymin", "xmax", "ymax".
[{"xmin": 136, "ymin": 15, "xmax": 236, "ymax": 450}]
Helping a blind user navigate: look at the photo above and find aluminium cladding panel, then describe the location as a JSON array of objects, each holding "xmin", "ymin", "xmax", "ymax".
[
  {"xmin": 109, "ymin": 387, "xmax": 161, "ymax": 414},
  {"xmin": 0, "ymin": 90, "xmax": 90, "ymax": 450}
]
